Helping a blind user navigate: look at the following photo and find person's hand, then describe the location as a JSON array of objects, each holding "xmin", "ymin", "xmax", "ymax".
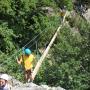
[{"xmin": 16, "ymin": 57, "xmax": 21, "ymax": 64}]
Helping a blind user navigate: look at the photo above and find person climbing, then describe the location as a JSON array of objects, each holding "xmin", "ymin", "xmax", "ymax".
[
  {"xmin": 0, "ymin": 74, "xmax": 12, "ymax": 90},
  {"xmin": 60, "ymin": 6, "xmax": 66, "ymax": 22},
  {"xmin": 17, "ymin": 48, "xmax": 35, "ymax": 83}
]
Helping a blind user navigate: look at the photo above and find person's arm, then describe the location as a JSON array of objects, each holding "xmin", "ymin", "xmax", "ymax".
[{"xmin": 17, "ymin": 55, "xmax": 23, "ymax": 65}]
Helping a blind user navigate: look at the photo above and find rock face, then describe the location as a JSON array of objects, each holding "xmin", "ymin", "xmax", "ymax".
[
  {"xmin": 13, "ymin": 82, "xmax": 45, "ymax": 90},
  {"xmin": 0, "ymin": 73, "xmax": 65, "ymax": 90},
  {"xmin": 13, "ymin": 82, "xmax": 65, "ymax": 90},
  {"xmin": 11, "ymin": 77, "xmax": 65, "ymax": 90},
  {"xmin": 83, "ymin": 9, "xmax": 90, "ymax": 22}
]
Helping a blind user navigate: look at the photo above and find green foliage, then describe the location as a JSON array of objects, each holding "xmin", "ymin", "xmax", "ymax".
[
  {"xmin": 33, "ymin": 14, "xmax": 60, "ymax": 47},
  {"xmin": 0, "ymin": 0, "xmax": 13, "ymax": 14},
  {"xmin": 52, "ymin": 26, "xmax": 90, "ymax": 90},
  {"xmin": 55, "ymin": 0, "xmax": 73, "ymax": 10},
  {"xmin": 0, "ymin": 0, "xmax": 60, "ymax": 81},
  {"xmin": 0, "ymin": 0, "xmax": 90, "ymax": 90},
  {"xmin": 37, "ymin": 0, "xmax": 56, "ymax": 7},
  {"xmin": 35, "ymin": 22, "xmax": 90, "ymax": 90},
  {"xmin": 0, "ymin": 23, "xmax": 15, "ymax": 53}
]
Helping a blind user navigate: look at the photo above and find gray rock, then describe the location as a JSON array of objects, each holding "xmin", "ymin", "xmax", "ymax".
[
  {"xmin": 0, "ymin": 74, "xmax": 65, "ymax": 90},
  {"xmin": 83, "ymin": 9, "xmax": 90, "ymax": 22}
]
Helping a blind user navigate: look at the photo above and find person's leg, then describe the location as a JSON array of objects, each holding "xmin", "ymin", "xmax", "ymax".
[
  {"xmin": 29, "ymin": 69, "xmax": 33, "ymax": 82},
  {"xmin": 24, "ymin": 71, "xmax": 28, "ymax": 82},
  {"xmin": 27, "ymin": 70, "xmax": 30, "ymax": 82},
  {"xmin": 27, "ymin": 69, "xmax": 33, "ymax": 82}
]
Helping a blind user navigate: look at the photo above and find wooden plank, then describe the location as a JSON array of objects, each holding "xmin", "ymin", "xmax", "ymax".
[{"xmin": 32, "ymin": 12, "xmax": 67, "ymax": 80}]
